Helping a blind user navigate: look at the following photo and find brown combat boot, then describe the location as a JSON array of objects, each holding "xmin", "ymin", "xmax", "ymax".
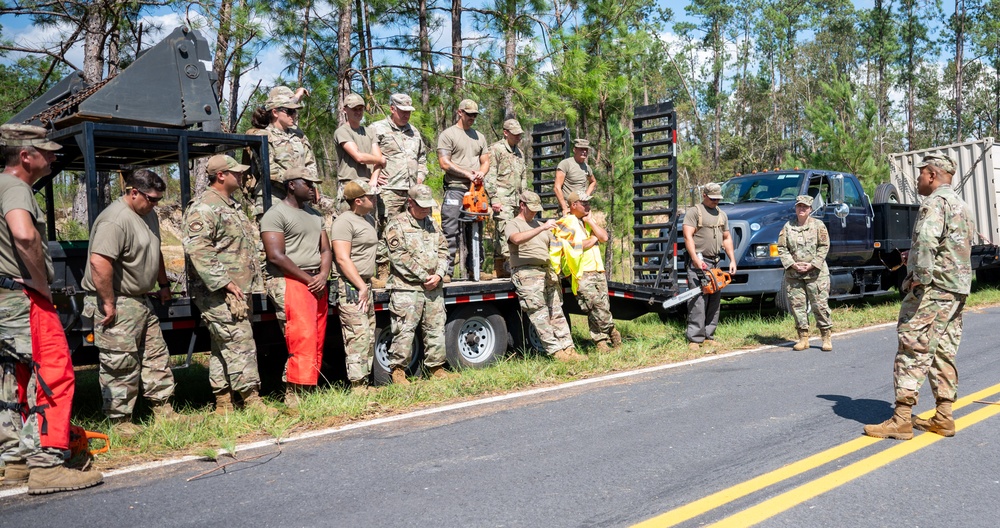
[
  {"xmin": 240, "ymin": 389, "xmax": 279, "ymax": 418},
  {"xmin": 215, "ymin": 390, "xmax": 234, "ymax": 416},
  {"xmin": 688, "ymin": 341, "xmax": 700, "ymax": 351},
  {"xmin": 371, "ymin": 263, "xmax": 389, "ymax": 289},
  {"xmin": 1, "ymin": 462, "xmax": 29, "ymax": 486},
  {"xmin": 284, "ymin": 383, "xmax": 303, "ymax": 409},
  {"xmin": 350, "ymin": 379, "xmax": 374, "ymax": 394},
  {"xmin": 428, "ymin": 365, "xmax": 459, "ymax": 380},
  {"xmin": 553, "ymin": 347, "xmax": 586, "ymax": 362},
  {"xmin": 792, "ymin": 330, "xmax": 810, "ymax": 351},
  {"xmin": 820, "ymin": 328, "xmax": 833, "ymax": 351},
  {"xmin": 595, "ymin": 340, "xmax": 611, "ymax": 353},
  {"xmin": 152, "ymin": 402, "xmax": 200, "ymax": 426},
  {"xmin": 494, "ymin": 257, "xmax": 510, "ymax": 279},
  {"xmin": 109, "ymin": 416, "xmax": 142, "ymax": 438},
  {"xmin": 391, "ymin": 367, "xmax": 411, "ymax": 385},
  {"xmin": 863, "ymin": 403, "xmax": 914, "ymax": 440},
  {"xmin": 610, "ymin": 328, "xmax": 623, "ymax": 348},
  {"xmin": 26, "ymin": 465, "xmax": 103, "ymax": 495},
  {"xmin": 913, "ymin": 401, "xmax": 955, "ymax": 437}
]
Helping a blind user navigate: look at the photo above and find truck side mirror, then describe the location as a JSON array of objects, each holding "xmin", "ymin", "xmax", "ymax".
[{"xmin": 830, "ymin": 174, "xmax": 845, "ymax": 205}]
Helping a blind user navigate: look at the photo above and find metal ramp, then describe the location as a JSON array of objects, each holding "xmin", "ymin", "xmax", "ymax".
[
  {"xmin": 630, "ymin": 102, "xmax": 678, "ymax": 293},
  {"xmin": 530, "ymin": 121, "xmax": 570, "ymax": 212}
]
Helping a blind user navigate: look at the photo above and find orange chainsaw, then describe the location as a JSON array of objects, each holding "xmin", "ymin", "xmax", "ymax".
[
  {"xmin": 661, "ymin": 267, "xmax": 732, "ymax": 310},
  {"xmin": 461, "ymin": 180, "xmax": 490, "ymax": 221}
]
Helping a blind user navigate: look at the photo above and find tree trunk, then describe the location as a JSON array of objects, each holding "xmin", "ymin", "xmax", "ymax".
[
  {"xmin": 213, "ymin": 0, "xmax": 233, "ymax": 104},
  {"xmin": 355, "ymin": 0, "xmax": 368, "ymax": 90},
  {"xmin": 338, "ymin": 0, "xmax": 353, "ymax": 125},
  {"xmin": 955, "ymin": 0, "xmax": 964, "ymax": 141},
  {"xmin": 503, "ymin": 23, "xmax": 516, "ymax": 119},
  {"xmin": 419, "ymin": 0, "xmax": 430, "ymax": 106},
  {"xmin": 74, "ymin": 7, "xmax": 108, "ymax": 225},
  {"xmin": 452, "ymin": 0, "xmax": 463, "ymax": 97},
  {"xmin": 299, "ymin": 4, "xmax": 311, "ymax": 86}
]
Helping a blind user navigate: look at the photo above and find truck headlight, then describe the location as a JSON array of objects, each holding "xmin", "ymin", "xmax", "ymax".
[{"xmin": 753, "ymin": 244, "xmax": 779, "ymax": 258}]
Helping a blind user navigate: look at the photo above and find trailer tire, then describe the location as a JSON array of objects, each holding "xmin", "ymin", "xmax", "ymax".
[
  {"xmin": 508, "ymin": 312, "xmax": 545, "ymax": 355},
  {"xmin": 873, "ymin": 183, "xmax": 900, "ymax": 204},
  {"xmin": 445, "ymin": 305, "xmax": 508, "ymax": 370},
  {"xmin": 371, "ymin": 323, "xmax": 423, "ymax": 386}
]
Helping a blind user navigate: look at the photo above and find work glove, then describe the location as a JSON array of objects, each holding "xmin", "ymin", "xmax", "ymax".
[{"xmin": 226, "ymin": 292, "xmax": 250, "ymax": 320}]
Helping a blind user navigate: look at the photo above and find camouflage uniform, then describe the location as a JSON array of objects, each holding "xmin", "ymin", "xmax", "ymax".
[
  {"xmin": 183, "ymin": 188, "xmax": 264, "ymax": 396},
  {"xmin": 894, "ymin": 183, "xmax": 973, "ymax": 406},
  {"xmin": 369, "ymin": 117, "xmax": 428, "ymax": 223},
  {"xmin": 336, "ymin": 279, "xmax": 375, "ymax": 381},
  {"xmin": 777, "ymin": 217, "xmax": 832, "ymax": 331},
  {"xmin": 511, "ymin": 267, "xmax": 573, "ymax": 355},
  {"xmin": 380, "ymin": 210, "xmax": 450, "ymax": 370},
  {"xmin": 485, "ymin": 140, "xmax": 527, "ymax": 259},
  {"xmin": 252, "ymin": 125, "xmax": 319, "ymax": 217}
]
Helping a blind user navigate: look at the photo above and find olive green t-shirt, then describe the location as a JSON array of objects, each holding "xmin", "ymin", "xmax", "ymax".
[
  {"xmin": 82, "ymin": 197, "xmax": 161, "ymax": 296},
  {"xmin": 557, "ymin": 158, "xmax": 593, "ymax": 199},
  {"xmin": 437, "ymin": 124, "xmax": 488, "ymax": 188},
  {"xmin": 260, "ymin": 200, "xmax": 324, "ymax": 275},
  {"xmin": 682, "ymin": 203, "xmax": 728, "ymax": 258},
  {"xmin": 505, "ymin": 216, "xmax": 552, "ymax": 268},
  {"xmin": 334, "ymin": 123, "xmax": 373, "ymax": 182},
  {"xmin": 329, "ymin": 211, "xmax": 377, "ymax": 280},
  {"xmin": 0, "ymin": 172, "xmax": 54, "ymax": 282}
]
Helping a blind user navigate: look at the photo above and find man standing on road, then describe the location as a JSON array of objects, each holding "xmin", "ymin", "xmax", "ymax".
[
  {"xmin": 506, "ymin": 191, "xmax": 584, "ymax": 362},
  {"xmin": 437, "ymin": 99, "xmax": 489, "ymax": 281},
  {"xmin": 682, "ymin": 182, "xmax": 737, "ymax": 352},
  {"xmin": 380, "ymin": 184, "xmax": 457, "ymax": 384},
  {"xmin": 554, "ymin": 139, "xmax": 597, "ymax": 216},
  {"xmin": 864, "ymin": 154, "xmax": 974, "ymax": 441},
  {"xmin": 486, "ymin": 119, "xmax": 528, "ymax": 279},
  {"xmin": 261, "ymin": 167, "xmax": 332, "ymax": 408},
  {"xmin": 334, "ymin": 93, "xmax": 385, "ymax": 207},
  {"xmin": 0, "ymin": 124, "xmax": 103, "ymax": 494},
  {"xmin": 330, "ymin": 180, "xmax": 378, "ymax": 391},
  {"xmin": 82, "ymin": 169, "xmax": 187, "ymax": 433},
  {"xmin": 183, "ymin": 154, "xmax": 273, "ymax": 416}
]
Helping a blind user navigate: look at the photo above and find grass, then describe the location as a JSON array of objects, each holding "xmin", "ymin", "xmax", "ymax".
[{"xmin": 69, "ymin": 281, "xmax": 1000, "ymax": 471}]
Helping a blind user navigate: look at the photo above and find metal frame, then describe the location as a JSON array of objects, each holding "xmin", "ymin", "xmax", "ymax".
[
  {"xmin": 530, "ymin": 120, "xmax": 570, "ymax": 211},
  {"xmin": 630, "ymin": 102, "xmax": 678, "ymax": 292}
]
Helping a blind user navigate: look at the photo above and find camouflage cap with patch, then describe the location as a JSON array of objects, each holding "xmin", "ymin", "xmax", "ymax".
[
  {"xmin": 703, "ymin": 182, "xmax": 723, "ymax": 200},
  {"xmin": 795, "ymin": 195, "xmax": 813, "ymax": 207},
  {"xmin": 503, "ymin": 119, "xmax": 523, "ymax": 135},
  {"xmin": 519, "ymin": 190, "xmax": 543, "ymax": 212},
  {"xmin": 458, "ymin": 99, "xmax": 480, "ymax": 114},
  {"xmin": 206, "ymin": 154, "xmax": 249, "ymax": 174},
  {"xmin": 343, "ymin": 179, "xmax": 375, "ymax": 201},
  {"xmin": 265, "ymin": 86, "xmax": 303, "ymax": 110},
  {"xmin": 390, "ymin": 93, "xmax": 415, "ymax": 111},
  {"xmin": 408, "ymin": 184, "xmax": 437, "ymax": 207},
  {"xmin": 573, "ymin": 138, "xmax": 590, "ymax": 149},
  {"xmin": 0, "ymin": 124, "xmax": 61, "ymax": 151},
  {"xmin": 280, "ymin": 166, "xmax": 322, "ymax": 183},
  {"xmin": 567, "ymin": 191, "xmax": 592, "ymax": 203},
  {"xmin": 916, "ymin": 153, "xmax": 957, "ymax": 175}
]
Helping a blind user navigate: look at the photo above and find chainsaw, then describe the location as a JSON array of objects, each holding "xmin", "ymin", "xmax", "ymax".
[{"xmin": 661, "ymin": 267, "xmax": 732, "ymax": 310}]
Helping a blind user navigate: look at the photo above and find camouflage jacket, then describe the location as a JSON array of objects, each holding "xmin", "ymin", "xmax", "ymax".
[
  {"xmin": 266, "ymin": 124, "xmax": 318, "ymax": 183},
  {"xmin": 485, "ymin": 140, "xmax": 527, "ymax": 215},
  {"xmin": 910, "ymin": 184, "xmax": 974, "ymax": 294},
  {"xmin": 369, "ymin": 117, "xmax": 428, "ymax": 191},
  {"xmin": 380, "ymin": 211, "xmax": 449, "ymax": 290},
  {"xmin": 777, "ymin": 217, "xmax": 830, "ymax": 278},
  {"xmin": 183, "ymin": 188, "xmax": 263, "ymax": 295}
]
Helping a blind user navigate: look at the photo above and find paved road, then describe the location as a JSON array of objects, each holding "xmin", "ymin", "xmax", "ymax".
[{"xmin": 3, "ymin": 307, "xmax": 999, "ymax": 527}]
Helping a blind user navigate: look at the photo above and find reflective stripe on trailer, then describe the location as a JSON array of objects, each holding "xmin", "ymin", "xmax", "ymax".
[
  {"xmin": 373, "ymin": 291, "xmax": 519, "ymax": 312},
  {"xmin": 157, "ymin": 319, "xmax": 197, "ymax": 331},
  {"xmin": 609, "ymin": 290, "xmax": 636, "ymax": 299}
]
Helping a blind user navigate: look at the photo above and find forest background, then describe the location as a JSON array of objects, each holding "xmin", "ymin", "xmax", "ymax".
[{"xmin": 0, "ymin": 0, "xmax": 997, "ymax": 280}]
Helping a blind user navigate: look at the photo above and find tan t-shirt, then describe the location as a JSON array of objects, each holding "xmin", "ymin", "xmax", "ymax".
[
  {"xmin": 260, "ymin": 200, "xmax": 324, "ymax": 275},
  {"xmin": 334, "ymin": 123, "xmax": 373, "ymax": 182},
  {"xmin": 557, "ymin": 158, "xmax": 592, "ymax": 199},
  {"xmin": 329, "ymin": 211, "xmax": 377, "ymax": 280},
  {"xmin": 0, "ymin": 172, "xmax": 54, "ymax": 282},
  {"xmin": 505, "ymin": 216, "xmax": 552, "ymax": 268},
  {"xmin": 437, "ymin": 124, "xmax": 488, "ymax": 188},
  {"xmin": 682, "ymin": 203, "xmax": 728, "ymax": 258},
  {"xmin": 82, "ymin": 197, "xmax": 161, "ymax": 295}
]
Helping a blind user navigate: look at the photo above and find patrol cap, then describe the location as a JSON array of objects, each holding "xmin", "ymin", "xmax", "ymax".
[
  {"xmin": 206, "ymin": 154, "xmax": 249, "ymax": 174},
  {"xmin": 343, "ymin": 93, "xmax": 365, "ymax": 109},
  {"xmin": 503, "ymin": 119, "xmax": 524, "ymax": 135},
  {"xmin": 265, "ymin": 86, "xmax": 303, "ymax": 110},
  {"xmin": 408, "ymin": 184, "xmax": 436, "ymax": 208},
  {"xmin": 795, "ymin": 195, "xmax": 813, "ymax": 207},
  {"xmin": 280, "ymin": 166, "xmax": 322, "ymax": 183},
  {"xmin": 703, "ymin": 182, "xmax": 723, "ymax": 200},
  {"xmin": 0, "ymin": 124, "xmax": 62, "ymax": 151},
  {"xmin": 573, "ymin": 139, "xmax": 590, "ymax": 149},
  {"xmin": 390, "ymin": 93, "xmax": 415, "ymax": 111},
  {"xmin": 916, "ymin": 153, "xmax": 957, "ymax": 175},
  {"xmin": 343, "ymin": 180, "xmax": 375, "ymax": 201},
  {"xmin": 567, "ymin": 191, "xmax": 592, "ymax": 204},
  {"xmin": 458, "ymin": 99, "xmax": 480, "ymax": 115},
  {"xmin": 519, "ymin": 190, "xmax": 543, "ymax": 212}
]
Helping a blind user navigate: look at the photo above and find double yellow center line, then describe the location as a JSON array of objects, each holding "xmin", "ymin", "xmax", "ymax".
[{"xmin": 633, "ymin": 383, "xmax": 1000, "ymax": 528}]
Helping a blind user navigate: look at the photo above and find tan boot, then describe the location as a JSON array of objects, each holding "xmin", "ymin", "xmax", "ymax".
[
  {"xmin": 371, "ymin": 263, "xmax": 389, "ymax": 289},
  {"xmin": 215, "ymin": 391, "xmax": 234, "ymax": 416},
  {"xmin": 820, "ymin": 328, "xmax": 833, "ymax": 351},
  {"xmin": 494, "ymin": 257, "xmax": 510, "ymax": 279},
  {"xmin": 26, "ymin": 465, "xmax": 103, "ymax": 495},
  {"xmin": 595, "ymin": 340, "xmax": 611, "ymax": 353},
  {"xmin": 428, "ymin": 365, "xmax": 459, "ymax": 379},
  {"xmin": 109, "ymin": 416, "xmax": 142, "ymax": 438},
  {"xmin": 284, "ymin": 383, "xmax": 303, "ymax": 409},
  {"xmin": 863, "ymin": 404, "xmax": 914, "ymax": 440},
  {"xmin": 610, "ymin": 328, "xmax": 623, "ymax": 348},
  {"xmin": 792, "ymin": 330, "xmax": 810, "ymax": 351},
  {"xmin": 553, "ymin": 347, "xmax": 586, "ymax": 362},
  {"xmin": 350, "ymin": 379, "xmax": 375, "ymax": 394},
  {"xmin": 391, "ymin": 367, "xmax": 410, "ymax": 385},
  {"xmin": 241, "ymin": 389, "xmax": 279, "ymax": 418},
  {"xmin": 151, "ymin": 402, "xmax": 200, "ymax": 425},
  {"xmin": 688, "ymin": 341, "xmax": 700, "ymax": 351},
  {"xmin": 913, "ymin": 401, "xmax": 955, "ymax": 437},
  {"xmin": 1, "ymin": 462, "xmax": 29, "ymax": 486}
]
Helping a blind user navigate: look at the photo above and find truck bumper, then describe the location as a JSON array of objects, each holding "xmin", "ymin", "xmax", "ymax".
[{"xmin": 680, "ymin": 267, "xmax": 786, "ymax": 298}]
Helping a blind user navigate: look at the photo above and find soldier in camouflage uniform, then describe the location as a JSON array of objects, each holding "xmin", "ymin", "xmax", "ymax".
[
  {"xmin": 777, "ymin": 195, "xmax": 832, "ymax": 351},
  {"xmin": 864, "ymin": 154, "xmax": 974, "ymax": 441},
  {"xmin": 379, "ymin": 184, "xmax": 457, "ymax": 384},
  {"xmin": 183, "ymin": 155, "xmax": 274, "ymax": 416},
  {"xmin": 250, "ymin": 86, "xmax": 319, "ymax": 218},
  {"xmin": 485, "ymin": 119, "xmax": 528, "ymax": 279}
]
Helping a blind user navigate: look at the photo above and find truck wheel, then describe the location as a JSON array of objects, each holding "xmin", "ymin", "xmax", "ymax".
[
  {"xmin": 445, "ymin": 305, "xmax": 508, "ymax": 369},
  {"xmin": 873, "ymin": 183, "xmax": 900, "ymax": 204},
  {"xmin": 371, "ymin": 324, "xmax": 423, "ymax": 386},
  {"xmin": 508, "ymin": 312, "xmax": 545, "ymax": 355}
]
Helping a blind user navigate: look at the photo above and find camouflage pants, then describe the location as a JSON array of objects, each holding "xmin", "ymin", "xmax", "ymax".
[
  {"xmin": 195, "ymin": 292, "xmax": 260, "ymax": 396},
  {"xmin": 337, "ymin": 279, "xmax": 375, "ymax": 382},
  {"xmin": 784, "ymin": 271, "xmax": 832, "ymax": 331},
  {"xmin": 576, "ymin": 271, "xmax": 615, "ymax": 343},
  {"xmin": 512, "ymin": 267, "xmax": 573, "ymax": 355},
  {"xmin": 492, "ymin": 204, "xmax": 517, "ymax": 259},
  {"xmin": 893, "ymin": 285, "xmax": 965, "ymax": 406},
  {"xmin": 87, "ymin": 295, "xmax": 175, "ymax": 419},
  {"xmin": 0, "ymin": 290, "xmax": 62, "ymax": 468},
  {"xmin": 377, "ymin": 190, "xmax": 409, "ymax": 269},
  {"xmin": 389, "ymin": 288, "xmax": 446, "ymax": 370}
]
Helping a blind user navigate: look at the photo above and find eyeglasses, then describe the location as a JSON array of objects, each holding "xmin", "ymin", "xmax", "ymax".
[
  {"xmin": 278, "ymin": 108, "xmax": 298, "ymax": 117},
  {"xmin": 127, "ymin": 187, "xmax": 162, "ymax": 204}
]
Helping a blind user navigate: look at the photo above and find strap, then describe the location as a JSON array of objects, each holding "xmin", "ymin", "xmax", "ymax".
[
  {"xmin": 0, "ymin": 399, "xmax": 24, "ymax": 413},
  {"xmin": 0, "ymin": 277, "xmax": 24, "ymax": 291},
  {"xmin": 27, "ymin": 403, "xmax": 49, "ymax": 434}
]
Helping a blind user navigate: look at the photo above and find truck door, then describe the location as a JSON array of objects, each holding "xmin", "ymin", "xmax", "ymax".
[{"xmin": 808, "ymin": 174, "xmax": 873, "ymax": 266}]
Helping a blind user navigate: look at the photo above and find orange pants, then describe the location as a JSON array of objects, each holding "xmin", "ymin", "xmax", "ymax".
[
  {"xmin": 27, "ymin": 289, "xmax": 75, "ymax": 451},
  {"xmin": 283, "ymin": 278, "xmax": 327, "ymax": 386}
]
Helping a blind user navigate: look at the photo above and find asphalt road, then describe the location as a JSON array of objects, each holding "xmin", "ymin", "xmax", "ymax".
[{"xmin": 3, "ymin": 306, "xmax": 999, "ymax": 528}]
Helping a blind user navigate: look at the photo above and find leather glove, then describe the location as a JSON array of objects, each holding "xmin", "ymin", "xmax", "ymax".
[{"xmin": 226, "ymin": 292, "xmax": 250, "ymax": 320}]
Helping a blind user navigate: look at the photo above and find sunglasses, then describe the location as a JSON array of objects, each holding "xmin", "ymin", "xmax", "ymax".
[
  {"xmin": 127, "ymin": 187, "xmax": 162, "ymax": 204},
  {"xmin": 278, "ymin": 107, "xmax": 298, "ymax": 117}
]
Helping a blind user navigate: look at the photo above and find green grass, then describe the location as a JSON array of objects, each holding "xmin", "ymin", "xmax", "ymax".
[{"xmin": 71, "ymin": 281, "xmax": 1000, "ymax": 470}]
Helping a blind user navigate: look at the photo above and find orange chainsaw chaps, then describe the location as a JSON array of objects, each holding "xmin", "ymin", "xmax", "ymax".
[
  {"xmin": 700, "ymin": 268, "xmax": 732, "ymax": 294},
  {"xmin": 462, "ymin": 181, "xmax": 489, "ymax": 221}
]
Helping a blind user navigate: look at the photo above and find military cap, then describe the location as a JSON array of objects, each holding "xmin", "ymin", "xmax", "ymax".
[
  {"xmin": 795, "ymin": 195, "xmax": 813, "ymax": 207},
  {"xmin": 573, "ymin": 139, "xmax": 590, "ymax": 149},
  {"xmin": 503, "ymin": 119, "xmax": 524, "ymax": 135},
  {"xmin": 703, "ymin": 182, "xmax": 723, "ymax": 200},
  {"xmin": 408, "ymin": 184, "xmax": 436, "ymax": 207},
  {"xmin": 519, "ymin": 190, "xmax": 543, "ymax": 212},
  {"xmin": 0, "ymin": 124, "xmax": 61, "ymax": 151},
  {"xmin": 390, "ymin": 93, "xmax": 415, "ymax": 111},
  {"xmin": 458, "ymin": 99, "xmax": 480, "ymax": 114},
  {"xmin": 206, "ymin": 154, "xmax": 249, "ymax": 174},
  {"xmin": 916, "ymin": 153, "xmax": 957, "ymax": 175},
  {"xmin": 567, "ymin": 191, "xmax": 592, "ymax": 204},
  {"xmin": 343, "ymin": 180, "xmax": 375, "ymax": 201},
  {"xmin": 265, "ymin": 86, "xmax": 303, "ymax": 110},
  {"xmin": 343, "ymin": 93, "xmax": 365, "ymax": 109},
  {"xmin": 279, "ymin": 166, "xmax": 322, "ymax": 183}
]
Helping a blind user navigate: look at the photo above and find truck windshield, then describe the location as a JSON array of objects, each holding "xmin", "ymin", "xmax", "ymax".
[{"xmin": 719, "ymin": 172, "xmax": 804, "ymax": 204}]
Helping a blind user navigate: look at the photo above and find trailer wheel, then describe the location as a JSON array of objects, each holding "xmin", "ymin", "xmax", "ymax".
[
  {"xmin": 445, "ymin": 305, "xmax": 508, "ymax": 369},
  {"xmin": 873, "ymin": 183, "xmax": 900, "ymax": 204},
  {"xmin": 371, "ymin": 324, "xmax": 423, "ymax": 386},
  {"xmin": 508, "ymin": 312, "xmax": 545, "ymax": 355}
]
